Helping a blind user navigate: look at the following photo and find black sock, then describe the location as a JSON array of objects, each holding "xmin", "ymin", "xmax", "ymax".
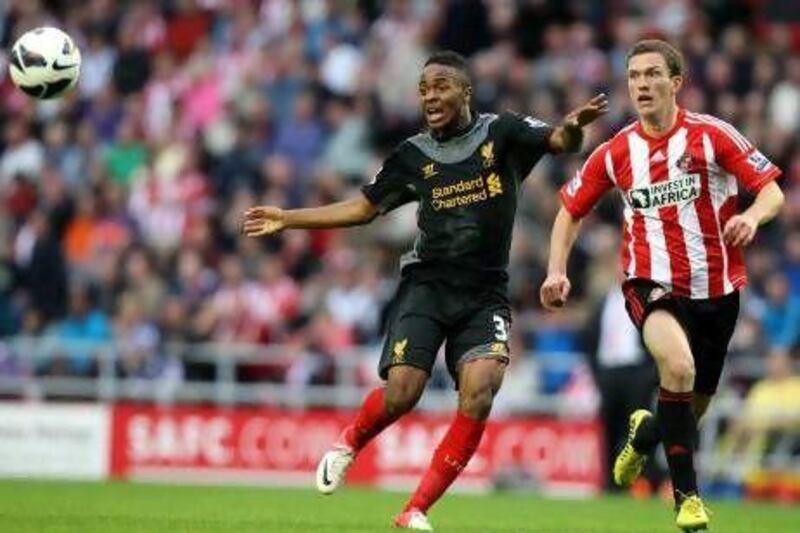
[
  {"xmin": 632, "ymin": 414, "xmax": 660, "ymax": 454},
  {"xmin": 657, "ymin": 387, "xmax": 697, "ymax": 504},
  {"xmin": 633, "ymin": 414, "xmax": 701, "ymax": 455}
]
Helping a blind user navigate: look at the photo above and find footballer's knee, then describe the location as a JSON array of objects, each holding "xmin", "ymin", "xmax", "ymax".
[
  {"xmin": 384, "ymin": 366, "xmax": 427, "ymax": 417},
  {"xmin": 642, "ymin": 311, "xmax": 695, "ymax": 391},
  {"xmin": 660, "ymin": 354, "xmax": 695, "ymax": 391},
  {"xmin": 458, "ymin": 359, "xmax": 505, "ymax": 420},
  {"xmin": 459, "ymin": 384, "xmax": 495, "ymax": 420}
]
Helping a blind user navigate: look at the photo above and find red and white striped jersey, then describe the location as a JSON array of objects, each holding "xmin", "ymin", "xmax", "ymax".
[{"xmin": 560, "ymin": 108, "xmax": 782, "ymax": 299}]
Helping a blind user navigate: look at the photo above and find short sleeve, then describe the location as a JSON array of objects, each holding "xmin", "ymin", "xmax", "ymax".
[
  {"xmin": 361, "ymin": 147, "xmax": 417, "ymax": 214},
  {"xmin": 502, "ymin": 112, "xmax": 555, "ymax": 177},
  {"xmin": 711, "ymin": 121, "xmax": 782, "ymax": 194},
  {"xmin": 559, "ymin": 142, "xmax": 614, "ymax": 219}
]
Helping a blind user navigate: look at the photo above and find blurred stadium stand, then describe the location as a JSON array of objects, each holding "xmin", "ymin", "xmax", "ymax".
[{"xmin": 0, "ymin": 0, "xmax": 798, "ymax": 499}]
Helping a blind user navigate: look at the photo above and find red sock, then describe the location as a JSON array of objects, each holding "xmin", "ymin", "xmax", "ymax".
[
  {"xmin": 405, "ymin": 411, "xmax": 486, "ymax": 513},
  {"xmin": 341, "ymin": 387, "xmax": 399, "ymax": 452}
]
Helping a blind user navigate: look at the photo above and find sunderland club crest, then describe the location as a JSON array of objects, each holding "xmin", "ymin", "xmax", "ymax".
[{"xmin": 676, "ymin": 153, "xmax": 694, "ymax": 173}]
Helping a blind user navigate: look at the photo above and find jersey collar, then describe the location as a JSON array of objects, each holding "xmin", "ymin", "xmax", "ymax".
[
  {"xmin": 635, "ymin": 107, "xmax": 686, "ymax": 142},
  {"xmin": 430, "ymin": 113, "xmax": 478, "ymax": 143}
]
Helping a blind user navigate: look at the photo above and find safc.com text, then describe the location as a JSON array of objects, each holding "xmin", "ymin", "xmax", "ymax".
[{"xmin": 110, "ymin": 406, "xmax": 603, "ymax": 494}]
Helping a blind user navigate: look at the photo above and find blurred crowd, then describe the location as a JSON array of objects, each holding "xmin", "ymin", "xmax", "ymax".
[{"xmin": 0, "ymin": 0, "xmax": 797, "ymax": 401}]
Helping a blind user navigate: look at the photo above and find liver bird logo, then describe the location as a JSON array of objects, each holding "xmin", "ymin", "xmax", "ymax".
[
  {"xmin": 481, "ymin": 142, "xmax": 495, "ymax": 168},
  {"xmin": 392, "ymin": 338, "xmax": 408, "ymax": 364}
]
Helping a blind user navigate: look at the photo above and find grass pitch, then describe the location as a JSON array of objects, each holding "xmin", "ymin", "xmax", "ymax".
[{"xmin": 0, "ymin": 480, "xmax": 797, "ymax": 532}]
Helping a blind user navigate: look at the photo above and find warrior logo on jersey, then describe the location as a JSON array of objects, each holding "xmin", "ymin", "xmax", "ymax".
[
  {"xmin": 524, "ymin": 116, "xmax": 549, "ymax": 130},
  {"xmin": 422, "ymin": 162, "xmax": 438, "ymax": 179},
  {"xmin": 628, "ymin": 174, "xmax": 701, "ymax": 210},
  {"xmin": 480, "ymin": 142, "xmax": 495, "ymax": 168}
]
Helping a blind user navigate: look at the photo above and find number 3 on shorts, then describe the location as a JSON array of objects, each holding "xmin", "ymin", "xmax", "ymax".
[{"xmin": 492, "ymin": 314, "xmax": 508, "ymax": 341}]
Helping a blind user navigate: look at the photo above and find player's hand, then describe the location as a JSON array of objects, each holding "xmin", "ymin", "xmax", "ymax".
[
  {"xmin": 564, "ymin": 93, "xmax": 609, "ymax": 128},
  {"xmin": 723, "ymin": 213, "xmax": 758, "ymax": 247},
  {"xmin": 540, "ymin": 273, "xmax": 571, "ymax": 311},
  {"xmin": 241, "ymin": 206, "xmax": 287, "ymax": 237}
]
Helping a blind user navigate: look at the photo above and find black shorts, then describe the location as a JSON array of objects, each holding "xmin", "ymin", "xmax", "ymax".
[
  {"xmin": 622, "ymin": 279, "xmax": 740, "ymax": 395},
  {"xmin": 378, "ymin": 274, "xmax": 512, "ymax": 387}
]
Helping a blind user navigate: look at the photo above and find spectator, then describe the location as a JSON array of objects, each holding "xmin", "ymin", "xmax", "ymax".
[
  {"xmin": 584, "ymin": 286, "xmax": 655, "ymax": 491},
  {"xmin": 318, "ymin": 96, "xmax": 372, "ymax": 181},
  {"xmin": 273, "ymin": 91, "xmax": 326, "ymax": 189},
  {"xmin": 111, "ymin": 23, "xmax": 152, "ymax": 95},
  {"xmin": 121, "ymin": 248, "xmax": 166, "ymax": 319},
  {"xmin": 165, "ymin": 0, "xmax": 212, "ymax": 61},
  {"xmin": 319, "ymin": 37, "xmax": 365, "ymax": 96},
  {"xmin": 115, "ymin": 293, "xmax": 163, "ymax": 380},
  {"xmin": 324, "ymin": 257, "xmax": 381, "ymax": 343},
  {"xmin": 0, "ymin": 118, "xmax": 43, "ymax": 189},
  {"xmin": 116, "ymin": 291, "xmax": 184, "ymax": 402},
  {"xmin": 42, "ymin": 121, "xmax": 84, "ymax": 189},
  {"xmin": 711, "ymin": 350, "xmax": 800, "ymax": 482},
  {"xmin": 768, "ymin": 56, "xmax": 800, "ymax": 134},
  {"xmin": 250, "ymin": 256, "xmax": 300, "ymax": 341},
  {"xmin": 15, "ymin": 211, "xmax": 67, "ymax": 321},
  {"xmin": 79, "ymin": 29, "xmax": 116, "ymax": 100},
  {"xmin": 63, "ymin": 190, "xmax": 99, "ymax": 269},
  {"xmin": 103, "ymin": 117, "xmax": 148, "ymax": 187},
  {"xmin": 194, "ymin": 254, "xmax": 264, "ymax": 343},
  {"xmin": 46, "ymin": 283, "xmax": 111, "ymax": 376},
  {"xmin": 760, "ymin": 271, "xmax": 800, "ymax": 352}
]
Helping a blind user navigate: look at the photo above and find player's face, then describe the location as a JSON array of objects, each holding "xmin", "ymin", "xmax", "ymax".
[
  {"xmin": 627, "ymin": 52, "xmax": 682, "ymax": 118},
  {"xmin": 419, "ymin": 64, "xmax": 471, "ymax": 131}
]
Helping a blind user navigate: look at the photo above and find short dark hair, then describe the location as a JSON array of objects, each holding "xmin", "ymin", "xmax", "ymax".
[
  {"xmin": 424, "ymin": 50, "xmax": 470, "ymax": 83},
  {"xmin": 626, "ymin": 39, "xmax": 685, "ymax": 77}
]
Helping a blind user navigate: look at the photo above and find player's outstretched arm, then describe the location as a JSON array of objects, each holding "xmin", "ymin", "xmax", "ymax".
[
  {"xmin": 723, "ymin": 181, "xmax": 784, "ymax": 247},
  {"xmin": 548, "ymin": 93, "xmax": 609, "ymax": 154},
  {"xmin": 242, "ymin": 195, "xmax": 378, "ymax": 237},
  {"xmin": 540, "ymin": 206, "xmax": 583, "ymax": 311}
]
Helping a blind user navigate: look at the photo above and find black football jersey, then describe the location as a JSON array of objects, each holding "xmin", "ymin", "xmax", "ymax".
[{"xmin": 362, "ymin": 112, "xmax": 553, "ymax": 281}]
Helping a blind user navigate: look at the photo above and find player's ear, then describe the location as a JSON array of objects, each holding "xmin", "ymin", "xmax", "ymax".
[
  {"xmin": 671, "ymin": 74, "xmax": 684, "ymax": 94},
  {"xmin": 463, "ymin": 82, "xmax": 472, "ymax": 105}
]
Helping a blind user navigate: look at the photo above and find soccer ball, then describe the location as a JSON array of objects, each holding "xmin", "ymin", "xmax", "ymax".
[{"xmin": 8, "ymin": 27, "xmax": 81, "ymax": 99}]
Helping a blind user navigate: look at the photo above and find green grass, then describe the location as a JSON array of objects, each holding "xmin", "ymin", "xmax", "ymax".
[{"xmin": 0, "ymin": 480, "xmax": 797, "ymax": 532}]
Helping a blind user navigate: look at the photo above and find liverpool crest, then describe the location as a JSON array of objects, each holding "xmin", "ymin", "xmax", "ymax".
[{"xmin": 480, "ymin": 142, "xmax": 495, "ymax": 168}]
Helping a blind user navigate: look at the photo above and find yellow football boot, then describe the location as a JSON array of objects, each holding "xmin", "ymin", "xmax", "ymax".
[
  {"xmin": 675, "ymin": 494, "xmax": 710, "ymax": 531},
  {"xmin": 613, "ymin": 409, "xmax": 653, "ymax": 487}
]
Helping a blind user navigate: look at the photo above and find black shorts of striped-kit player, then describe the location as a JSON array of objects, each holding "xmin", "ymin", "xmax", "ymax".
[{"xmin": 622, "ymin": 278, "xmax": 739, "ymax": 395}]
